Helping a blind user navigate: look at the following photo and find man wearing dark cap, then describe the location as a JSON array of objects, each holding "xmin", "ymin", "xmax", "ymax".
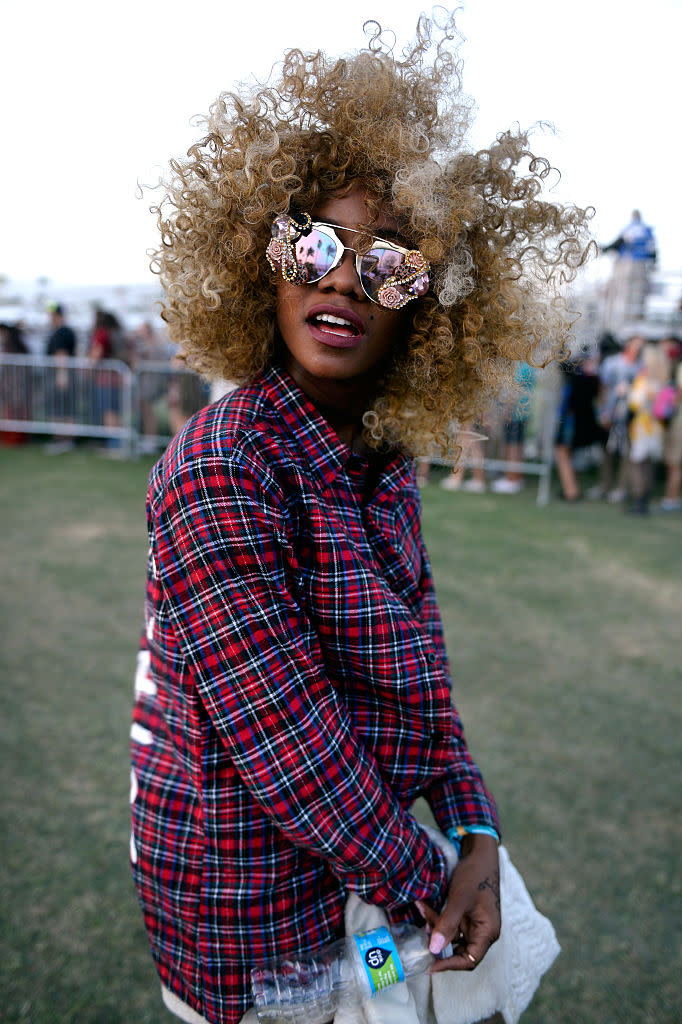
[{"xmin": 46, "ymin": 303, "xmax": 76, "ymax": 359}]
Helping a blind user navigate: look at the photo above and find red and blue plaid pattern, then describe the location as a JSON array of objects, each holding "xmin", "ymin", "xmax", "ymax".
[{"xmin": 131, "ymin": 364, "xmax": 499, "ymax": 1024}]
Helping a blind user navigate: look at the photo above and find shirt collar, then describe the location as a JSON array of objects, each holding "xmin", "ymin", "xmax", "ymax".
[{"xmin": 258, "ymin": 363, "xmax": 408, "ymax": 492}]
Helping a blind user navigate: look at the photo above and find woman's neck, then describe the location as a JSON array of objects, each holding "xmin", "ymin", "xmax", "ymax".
[{"xmin": 282, "ymin": 355, "xmax": 375, "ymax": 452}]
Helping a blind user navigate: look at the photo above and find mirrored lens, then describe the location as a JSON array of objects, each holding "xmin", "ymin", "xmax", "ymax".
[
  {"xmin": 294, "ymin": 228, "xmax": 339, "ymax": 283},
  {"xmin": 360, "ymin": 245, "xmax": 404, "ymax": 300}
]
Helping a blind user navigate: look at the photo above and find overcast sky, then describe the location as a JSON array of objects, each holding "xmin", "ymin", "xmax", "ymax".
[{"xmin": 2, "ymin": 0, "xmax": 680, "ymax": 288}]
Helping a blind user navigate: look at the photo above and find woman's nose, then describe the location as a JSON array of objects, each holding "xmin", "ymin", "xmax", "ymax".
[{"xmin": 318, "ymin": 247, "xmax": 365, "ymax": 300}]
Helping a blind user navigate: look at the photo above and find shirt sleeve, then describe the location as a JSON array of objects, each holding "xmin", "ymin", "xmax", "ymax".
[
  {"xmin": 416, "ymin": 534, "xmax": 502, "ymax": 839},
  {"xmin": 150, "ymin": 437, "xmax": 449, "ymax": 911}
]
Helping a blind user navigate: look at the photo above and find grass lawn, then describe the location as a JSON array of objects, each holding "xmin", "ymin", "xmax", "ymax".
[{"xmin": 1, "ymin": 446, "xmax": 680, "ymax": 1023}]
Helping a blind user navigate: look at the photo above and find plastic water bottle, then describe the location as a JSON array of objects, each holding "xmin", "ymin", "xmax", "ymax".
[{"xmin": 251, "ymin": 923, "xmax": 435, "ymax": 1024}]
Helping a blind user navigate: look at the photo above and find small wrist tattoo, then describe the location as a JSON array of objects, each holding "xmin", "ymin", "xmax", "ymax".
[{"xmin": 477, "ymin": 870, "xmax": 501, "ymax": 910}]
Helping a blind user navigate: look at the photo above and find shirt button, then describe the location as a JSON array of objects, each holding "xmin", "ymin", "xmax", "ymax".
[{"xmin": 426, "ymin": 651, "xmax": 438, "ymax": 665}]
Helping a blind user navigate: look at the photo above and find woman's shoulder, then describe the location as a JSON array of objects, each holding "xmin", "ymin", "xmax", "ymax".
[{"xmin": 149, "ymin": 377, "xmax": 304, "ymax": 501}]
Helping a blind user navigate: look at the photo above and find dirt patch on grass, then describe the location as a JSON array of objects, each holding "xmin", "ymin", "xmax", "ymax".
[
  {"xmin": 591, "ymin": 555, "xmax": 679, "ymax": 611},
  {"xmin": 54, "ymin": 522, "xmax": 109, "ymax": 544},
  {"xmin": 563, "ymin": 535, "xmax": 678, "ymax": 611}
]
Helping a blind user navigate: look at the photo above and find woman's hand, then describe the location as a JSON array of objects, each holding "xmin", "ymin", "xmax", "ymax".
[{"xmin": 416, "ymin": 833, "xmax": 500, "ymax": 971}]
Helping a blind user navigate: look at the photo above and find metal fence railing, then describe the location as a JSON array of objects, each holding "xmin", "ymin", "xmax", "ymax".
[
  {"xmin": 133, "ymin": 360, "xmax": 211, "ymax": 454},
  {"xmin": 0, "ymin": 355, "xmax": 210, "ymax": 457},
  {"xmin": 1, "ymin": 354, "xmax": 558, "ymax": 501}
]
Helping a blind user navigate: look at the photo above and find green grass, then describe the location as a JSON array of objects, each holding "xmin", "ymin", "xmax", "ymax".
[{"xmin": 1, "ymin": 447, "xmax": 680, "ymax": 1023}]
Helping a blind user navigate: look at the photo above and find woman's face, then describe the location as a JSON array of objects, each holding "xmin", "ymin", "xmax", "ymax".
[{"xmin": 275, "ymin": 185, "xmax": 414, "ymax": 409}]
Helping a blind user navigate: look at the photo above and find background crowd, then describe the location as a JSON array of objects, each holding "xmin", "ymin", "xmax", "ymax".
[
  {"xmin": 0, "ymin": 302, "xmax": 212, "ymax": 454},
  {"xmin": 419, "ymin": 330, "xmax": 682, "ymax": 515},
  {"xmin": 1, "ymin": 301, "xmax": 681, "ymax": 515},
  {"xmin": 555, "ymin": 333, "xmax": 682, "ymax": 515}
]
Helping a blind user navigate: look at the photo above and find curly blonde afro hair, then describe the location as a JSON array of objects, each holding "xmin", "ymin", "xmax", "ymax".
[{"xmin": 152, "ymin": 12, "xmax": 593, "ymax": 454}]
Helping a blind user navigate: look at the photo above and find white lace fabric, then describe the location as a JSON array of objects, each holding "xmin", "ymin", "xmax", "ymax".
[{"xmin": 336, "ymin": 827, "xmax": 560, "ymax": 1024}]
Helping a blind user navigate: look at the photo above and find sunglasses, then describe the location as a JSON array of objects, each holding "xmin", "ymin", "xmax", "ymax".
[{"xmin": 266, "ymin": 212, "xmax": 430, "ymax": 309}]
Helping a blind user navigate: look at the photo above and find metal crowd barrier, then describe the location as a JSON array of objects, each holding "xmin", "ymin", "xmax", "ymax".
[
  {"xmin": 1, "ymin": 355, "xmax": 557, "ymax": 501},
  {"xmin": 0, "ymin": 355, "xmax": 210, "ymax": 457},
  {"xmin": 133, "ymin": 360, "xmax": 211, "ymax": 454}
]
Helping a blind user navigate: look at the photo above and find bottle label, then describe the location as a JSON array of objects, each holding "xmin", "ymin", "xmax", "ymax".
[{"xmin": 352, "ymin": 927, "xmax": 405, "ymax": 995}]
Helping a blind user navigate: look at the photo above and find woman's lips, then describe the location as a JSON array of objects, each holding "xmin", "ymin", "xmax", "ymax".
[{"xmin": 306, "ymin": 305, "xmax": 366, "ymax": 348}]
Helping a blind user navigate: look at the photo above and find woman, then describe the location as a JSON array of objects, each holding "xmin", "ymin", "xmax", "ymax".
[
  {"xmin": 89, "ymin": 310, "xmax": 124, "ymax": 444},
  {"xmin": 552, "ymin": 351, "xmax": 602, "ymax": 502},
  {"xmin": 660, "ymin": 358, "xmax": 682, "ymax": 512},
  {"xmin": 0, "ymin": 322, "xmax": 30, "ymax": 445},
  {"xmin": 627, "ymin": 343, "xmax": 670, "ymax": 514},
  {"xmin": 130, "ymin": 16, "xmax": 591, "ymax": 1024}
]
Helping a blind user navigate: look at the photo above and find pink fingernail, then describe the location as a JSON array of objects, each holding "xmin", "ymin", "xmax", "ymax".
[{"xmin": 429, "ymin": 932, "xmax": 446, "ymax": 955}]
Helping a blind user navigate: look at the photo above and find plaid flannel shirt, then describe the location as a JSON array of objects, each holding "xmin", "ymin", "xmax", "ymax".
[{"xmin": 131, "ymin": 364, "xmax": 499, "ymax": 1024}]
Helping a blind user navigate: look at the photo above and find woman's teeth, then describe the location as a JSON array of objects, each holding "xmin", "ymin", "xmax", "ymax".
[{"xmin": 315, "ymin": 313, "xmax": 357, "ymax": 336}]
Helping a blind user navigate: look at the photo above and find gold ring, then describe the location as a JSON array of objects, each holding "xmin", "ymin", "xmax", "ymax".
[{"xmin": 466, "ymin": 952, "xmax": 477, "ymax": 965}]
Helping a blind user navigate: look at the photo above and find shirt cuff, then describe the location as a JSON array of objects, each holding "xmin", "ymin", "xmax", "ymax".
[
  {"xmin": 427, "ymin": 765, "xmax": 501, "ymax": 842},
  {"xmin": 343, "ymin": 827, "xmax": 449, "ymax": 912}
]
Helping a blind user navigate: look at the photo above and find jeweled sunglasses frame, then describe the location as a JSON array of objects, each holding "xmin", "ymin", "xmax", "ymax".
[{"xmin": 266, "ymin": 212, "xmax": 430, "ymax": 310}]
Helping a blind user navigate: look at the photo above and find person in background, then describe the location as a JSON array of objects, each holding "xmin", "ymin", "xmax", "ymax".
[
  {"xmin": 165, "ymin": 355, "xmax": 210, "ymax": 436},
  {"xmin": 601, "ymin": 210, "xmax": 657, "ymax": 326},
  {"xmin": 129, "ymin": 14, "xmax": 592, "ymax": 1024},
  {"xmin": 44, "ymin": 302, "xmax": 77, "ymax": 453},
  {"xmin": 438, "ymin": 423, "xmax": 488, "ymax": 492},
  {"xmin": 130, "ymin": 320, "xmax": 173, "ymax": 453},
  {"xmin": 553, "ymin": 351, "xmax": 602, "ymax": 501},
  {"xmin": 46, "ymin": 302, "xmax": 77, "ymax": 359},
  {"xmin": 490, "ymin": 361, "xmax": 536, "ymax": 494},
  {"xmin": 658, "ymin": 334, "xmax": 681, "ymax": 367},
  {"xmin": 88, "ymin": 310, "xmax": 124, "ymax": 450},
  {"xmin": 627, "ymin": 343, "xmax": 670, "ymax": 515},
  {"xmin": 658, "ymin": 358, "xmax": 682, "ymax": 512},
  {"xmin": 588, "ymin": 334, "xmax": 644, "ymax": 502},
  {"xmin": 602, "ymin": 210, "xmax": 657, "ymax": 263},
  {"xmin": 417, "ymin": 418, "xmax": 488, "ymax": 492},
  {"xmin": 0, "ymin": 322, "xmax": 29, "ymax": 445},
  {"xmin": 0, "ymin": 322, "xmax": 28, "ymax": 354}
]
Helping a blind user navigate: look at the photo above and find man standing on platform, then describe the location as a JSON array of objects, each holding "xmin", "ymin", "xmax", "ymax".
[{"xmin": 602, "ymin": 210, "xmax": 657, "ymax": 329}]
